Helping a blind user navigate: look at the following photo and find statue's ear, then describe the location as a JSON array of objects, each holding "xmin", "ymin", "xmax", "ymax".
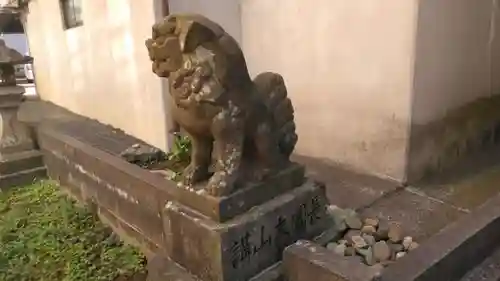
[{"xmin": 178, "ymin": 15, "xmax": 225, "ymax": 53}]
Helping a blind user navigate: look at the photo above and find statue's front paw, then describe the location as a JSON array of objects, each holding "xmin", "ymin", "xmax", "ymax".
[
  {"xmin": 181, "ymin": 164, "xmax": 209, "ymax": 186},
  {"xmin": 205, "ymin": 172, "xmax": 234, "ymax": 197}
]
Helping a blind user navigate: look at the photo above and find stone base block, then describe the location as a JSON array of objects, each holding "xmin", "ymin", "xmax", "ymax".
[
  {"xmin": 163, "ymin": 180, "xmax": 330, "ymax": 281},
  {"xmin": 147, "ymin": 255, "xmax": 200, "ymax": 281},
  {"xmin": 162, "ymin": 163, "xmax": 305, "ymax": 223},
  {"xmin": 0, "ymin": 85, "xmax": 25, "ymax": 108},
  {"xmin": 0, "ymin": 150, "xmax": 46, "ymax": 191},
  {"xmin": 0, "ymin": 150, "xmax": 43, "ymax": 175},
  {"xmin": 284, "ymin": 240, "xmax": 383, "ymax": 281},
  {"xmin": 0, "ymin": 85, "xmax": 35, "ymax": 156}
]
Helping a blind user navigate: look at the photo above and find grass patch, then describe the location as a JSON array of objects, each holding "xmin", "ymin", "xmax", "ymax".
[{"xmin": 0, "ymin": 180, "xmax": 146, "ymax": 281}]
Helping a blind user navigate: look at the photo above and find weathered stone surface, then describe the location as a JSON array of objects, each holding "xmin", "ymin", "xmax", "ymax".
[
  {"xmin": 376, "ymin": 220, "xmax": 390, "ymax": 241},
  {"xmin": 363, "ymin": 234, "xmax": 376, "ymax": 246},
  {"xmin": 0, "ymin": 165, "xmax": 46, "ymax": 192},
  {"xmin": 388, "ymin": 222, "xmax": 403, "ymax": 243},
  {"xmin": 146, "ymin": 14, "xmax": 300, "ymax": 197},
  {"xmin": 150, "ymin": 169, "xmax": 177, "ymax": 180},
  {"xmin": 292, "ymin": 154, "xmax": 399, "ymax": 210},
  {"xmin": 120, "ymin": 143, "xmax": 166, "ymax": 168},
  {"xmin": 459, "ymin": 247, "xmax": 500, "ymax": 281},
  {"xmin": 395, "ymin": 252, "xmax": 406, "ymax": 259},
  {"xmin": 361, "ymin": 225, "xmax": 376, "ymax": 235},
  {"xmin": 370, "ymin": 263, "xmax": 385, "ymax": 275},
  {"xmin": 284, "ymin": 240, "xmax": 383, "ymax": 281},
  {"xmin": 361, "ymin": 189, "xmax": 466, "ymax": 242},
  {"xmin": 39, "ymin": 127, "xmax": 168, "ymax": 250},
  {"xmin": 345, "ymin": 210, "xmax": 363, "ymax": 229},
  {"xmin": 326, "ymin": 242, "xmax": 338, "ymax": 251},
  {"xmin": 344, "ymin": 246, "xmax": 356, "ymax": 256},
  {"xmin": 363, "ymin": 249, "xmax": 375, "ymax": 266},
  {"xmin": 0, "ymin": 87, "xmax": 35, "ymax": 156},
  {"xmin": 327, "ymin": 205, "xmax": 347, "ymax": 231},
  {"xmin": 408, "ymin": 241, "xmax": 419, "ymax": 251},
  {"xmin": 47, "ymin": 124, "xmax": 306, "ymax": 223},
  {"xmin": 0, "ymin": 150, "xmax": 44, "ymax": 175},
  {"xmin": 387, "ymin": 241, "xmax": 404, "ymax": 255},
  {"xmin": 378, "ymin": 193, "xmax": 500, "ymax": 281},
  {"xmin": 352, "ymin": 235, "xmax": 368, "ymax": 249},
  {"xmin": 0, "ymin": 87, "xmax": 47, "ymax": 190},
  {"xmin": 164, "ymin": 181, "xmax": 329, "ymax": 281},
  {"xmin": 334, "ymin": 244, "xmax": 347, "ymax": 256},
  {"xmin": 380, "ymin": 260, "xmax": 395, "ymax": 268},
  {"xmin": 338, "ymin": 239, "xmax": 348, "ymax": 245},
  {"xmin": 147, "ymin": 254, "xmax": 198, "ymax": 281},
  {"xmin": 373, "ymin": 241, "xmax": 391, "ymax": 262},
  {"xmin": 365, "ymin": 217, "xmax": 379, "ymax": 228},
  {"xmin": 164, "ymin": 161, "xmax": 305, "ymax": 223},
  {"xmin": 356, "ymin": 246, "xmax": 372, "ymax": 258},
  {"xmin": 344, "ymin": 229, "xmax": 362, "ymax": 246},
  {"xmin": 402, "ymin": 236, "xmax": 413, "ymax": 250}
]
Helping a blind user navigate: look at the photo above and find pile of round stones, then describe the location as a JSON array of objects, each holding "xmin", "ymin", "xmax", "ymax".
[{"xmin": 326, "ymin": 205, "xmax": 419, "ymax": 266}]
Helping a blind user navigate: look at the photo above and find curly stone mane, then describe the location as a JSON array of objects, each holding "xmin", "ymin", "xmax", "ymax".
[{"xmin": 145, "ymin": 14, "xmax": 298, "ymax": 196}]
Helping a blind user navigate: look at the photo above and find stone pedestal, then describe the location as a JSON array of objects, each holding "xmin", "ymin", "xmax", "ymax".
[
  {"xmin": 158, "ymin": 164, "xmax": 331, "ymax": 281},
  {"xmin": 0, "ymin": 86, "xmax": 35, "ymax": 153},
  {"xmin": 0, "ymin": 86, "xmax": 45, "ymax": 190}
]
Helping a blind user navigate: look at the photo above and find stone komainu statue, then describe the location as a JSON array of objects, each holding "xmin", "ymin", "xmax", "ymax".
[{"xmin": 146, "ymin": 14, "xmax": 298, "ymax": 196}]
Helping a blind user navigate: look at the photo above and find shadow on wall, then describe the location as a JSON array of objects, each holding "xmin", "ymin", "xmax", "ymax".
[
  {"xmin": 294, "ymin": 91, "xmax": 500, "ymax": 196},
  {"xmin": 406, "ymin": 94, "xmax": 500, "ymax": 185}
]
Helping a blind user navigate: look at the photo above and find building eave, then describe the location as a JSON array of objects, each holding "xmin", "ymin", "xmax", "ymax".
[{"xmin": 0, "ymin": 9, "xmax": 23, "ymax": 33}]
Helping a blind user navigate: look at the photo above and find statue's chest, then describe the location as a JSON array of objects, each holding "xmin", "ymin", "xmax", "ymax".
[{"xmin": 171, "ymin": 103, "xmax": 214, "ymax": 135}]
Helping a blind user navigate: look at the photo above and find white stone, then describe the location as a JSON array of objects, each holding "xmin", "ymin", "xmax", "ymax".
[
  {"xmin": 396, "ymin": 251, "xmax": 406, "ymax": 259},
  {"xmin": 402, "ymin": 236, "xmax": 413, "ymax": 250}
]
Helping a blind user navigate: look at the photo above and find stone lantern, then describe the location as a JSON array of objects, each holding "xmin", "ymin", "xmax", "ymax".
[{"xmin": 0, "ymin": 38, "xmax": 44, "ymax": 189}]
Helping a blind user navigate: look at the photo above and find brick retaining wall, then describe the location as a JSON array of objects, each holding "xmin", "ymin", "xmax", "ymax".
[{"xmin": 38, "ymin": 123, "xmax": 172, "ymax": 256}]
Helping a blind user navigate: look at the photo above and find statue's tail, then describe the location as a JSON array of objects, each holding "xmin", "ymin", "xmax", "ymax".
[{"xmin": 253, "ymin": 72, "xmax": 297, "ymax": 158}]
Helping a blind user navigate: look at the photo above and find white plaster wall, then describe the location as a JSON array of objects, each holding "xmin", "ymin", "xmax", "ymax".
[
  {"xmin": 241, "ymin": 0, "xmax": 419, "ymax": 181},
  {"xmin": 21, "ymin": 0, "xmax": 500, "ymax": 182},
  {"xmin": 24, "ymin": 0, "xmax": 420, "ymax": 181},
  {"xmin": 24, "ymin": 0, "xmax": 170, "ymax": 150},
  {"xmin": 168, "ymin": 0, "xmax": 242, "ymax": 44},
  {"xmin": 412, "ymin": 0, "xmax": 498, "ymax": 124},
  {"xmin": 167, "ymin": 0, "xmax": 418, "ymax": 181},
  {"xmin": 491, "ymin": 0, "xmax": 500, "ymax": 92}
]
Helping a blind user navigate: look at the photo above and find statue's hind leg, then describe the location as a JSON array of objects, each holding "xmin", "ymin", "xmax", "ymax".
[
  {"xmin": 253, "ymin": 122, "xmax": 282, "ymax": 180},
  {"xmin": 206, "ymin": 109, "xmax": 244, "ymax": 196}
]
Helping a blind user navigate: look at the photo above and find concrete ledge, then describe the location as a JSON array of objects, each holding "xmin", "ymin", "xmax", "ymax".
[
  {"xmin": 0, "ymin": 150, "xmax": 43, "ymax": 175},
  {"xmin": 378, "ymin": 192, "xmax": 500, "ymax": 281},
  {"xmin": 0, "ymin": 166, "xmax": 46, "ymax": 191},
  {"xmin": 36, "ymin": 120, "xmax": 340, "ymax": 281},
  {"xmin": 282, "ymin": 192, "xmax": 500, "ymax": 281},
  {"xmin": 283, "ymin": 240, "xmax": 382, "ymax": 281},
  {"xmin": 38, "ymin": 124, "xmax": 169, "ymax": 252},
  {"xmin": 38, "ymin": 124, "xmax": 308, "ymax": 224},
  {"xmin": 407, "ymin": 95, "xmax": 500, "ymax": 183}
]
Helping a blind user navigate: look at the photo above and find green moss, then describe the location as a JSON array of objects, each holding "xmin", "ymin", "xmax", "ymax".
[{"xmin": 0, "ymin": 180, "xmax": 146, "ymax": 281}]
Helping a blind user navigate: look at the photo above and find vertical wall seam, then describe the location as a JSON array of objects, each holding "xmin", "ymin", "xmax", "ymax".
[
  {"xmin": 403, "ymin": 0, "xmax": 422, "ymax": 184},
  {"xmin": 489, "ymin": 0, "xmax": 497, "ymax": 97},
  {"xmin": 238, "ymin": 0, "xmax": 243, "ymax": 50}
]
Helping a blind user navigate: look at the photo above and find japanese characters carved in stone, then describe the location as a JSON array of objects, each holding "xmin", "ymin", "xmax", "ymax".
[{"xmin": 146, "ymin": 14, "xmax": 298, "ymax": 196}]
